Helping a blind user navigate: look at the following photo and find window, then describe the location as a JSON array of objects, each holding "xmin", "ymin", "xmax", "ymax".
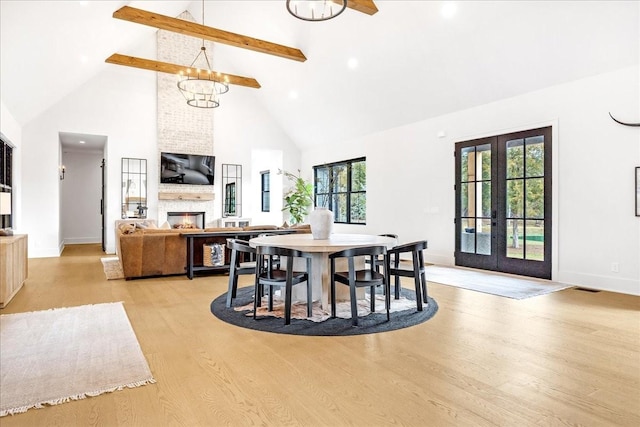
[
  {"xmin": 261, "ymin": 171, "xmax": 270, "ymax": 212},
  {"xmin": 313, "ymin": 157, "xmax": 366, "ymax": 224}
]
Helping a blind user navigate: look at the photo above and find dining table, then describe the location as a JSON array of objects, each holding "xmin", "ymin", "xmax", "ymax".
[{"xmin": 249, "ymin": 233, "xmax": 397, "ymax": 310}]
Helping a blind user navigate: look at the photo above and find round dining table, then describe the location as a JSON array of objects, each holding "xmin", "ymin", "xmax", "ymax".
[{"xmin": 249, "ymin": 233, "xmax": 396, "ymax": 310}]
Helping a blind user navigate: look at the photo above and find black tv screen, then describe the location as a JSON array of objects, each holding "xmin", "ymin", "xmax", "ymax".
[{"xmin": 160, "ymin": 152, "xmax": 215, "ymax": 185}]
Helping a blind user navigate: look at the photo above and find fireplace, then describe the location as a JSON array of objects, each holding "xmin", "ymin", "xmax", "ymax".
[{"xmin": 167, "ymin": 212, "xmax": 205, "ymax": 229}]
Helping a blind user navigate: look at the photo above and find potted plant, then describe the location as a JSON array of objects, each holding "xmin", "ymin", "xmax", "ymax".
[{"xmin": 279, "ymin": 169, "xmax": 313, "ymax": 225}]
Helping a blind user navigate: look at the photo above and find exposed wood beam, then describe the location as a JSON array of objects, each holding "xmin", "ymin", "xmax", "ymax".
[
  {"xmin": 113, "ymin": 6, "xmax": 307, "ymax": 62},
  {"xmin": 105, "ymin": 53, "xmax": 261, "ymax": 89},
  {"xmin": 346, "ymin": 0, "xmax": 378, "ymax": 15}
]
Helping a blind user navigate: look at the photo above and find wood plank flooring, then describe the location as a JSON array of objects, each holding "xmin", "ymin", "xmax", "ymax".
[{"xmin": 1, "ymin": 243, "xmax": 638, "ymax": 426}]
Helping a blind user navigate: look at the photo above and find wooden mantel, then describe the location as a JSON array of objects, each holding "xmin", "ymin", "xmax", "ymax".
[{"xmin": 159, "ymin": 192, "xmax": 214, "ymax": 201}]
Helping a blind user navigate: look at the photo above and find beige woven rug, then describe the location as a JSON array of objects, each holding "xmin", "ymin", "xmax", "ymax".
[
  {"xmin": 101, "ymin": 257, "xmax": 124, "ymax": 280},
  {"xmin": 425, "ymin": 265, "xmax": 574, "ymax": 299},
  {"xmin": 0, "ymin": 302, "xmax": 155, "ymax": 416}
]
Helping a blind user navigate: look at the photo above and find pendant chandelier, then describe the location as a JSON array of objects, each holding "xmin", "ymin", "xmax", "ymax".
[
  {"xmin": 286, "ymin": 0, "xmax": 347, "ymax": 22},
  {"xmin": 176, "ymin": 0, "xmax": 229, "ymax": 108}
]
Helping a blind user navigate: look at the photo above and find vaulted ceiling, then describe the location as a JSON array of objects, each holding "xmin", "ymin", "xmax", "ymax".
[{"xmin": 1, "ymin": 1, "xmax": 638, "ymax": 150}]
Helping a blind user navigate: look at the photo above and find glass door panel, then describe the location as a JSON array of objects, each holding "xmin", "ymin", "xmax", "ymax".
[{"xmin": 456, "ymin": 127, "xmax": 551, "ymax": 279}]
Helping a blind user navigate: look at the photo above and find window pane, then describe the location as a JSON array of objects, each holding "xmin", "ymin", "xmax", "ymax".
[
  {"xmin": 461, "ymin": 146, "xmax": 475, "ymax": 182},
  {"xmin": 351, "ymin": 161, "xmax": 366, "ymax": 191},
  {"xmin": 350, "ymin": 192, "xmax": 366, "ymax": 223},
  {"xmin": 461, "ymin": 218, "xmax": 476, "ymax": 253},
  {"xmin": 478, "ymin": 143, "xmax": 492, "ymax": 181},
  {"xmin": 506, "ymin": 219, "xmax": 524, "ymax": 259},
  {"xmin": 525, "ymin": 137, "xmax": 544, "ymax": 177},
  {"xmin": 506, "ymin": 179, "xmax": 524, "ymax": 218},
  {"xmin": 333, "ymin": 193, "xmax": 347, "ymax": 222},
  {"xmin": 461, "ymin": 182, "xmax": 475, "ymax": 217},
  {"xmin": 477, "ymin": 219, "xmax": 492, "ymax": 255},
  {"xmin": 480, "ymin": 181, "xmax": 491, "ymax": 218},
  {"xmin": 506, "ymin": 139, "xmax": 524, "ymax": 178},
  {"xmin": 525, "ymin": 178, "xmax": 544, "ymax": 219},
  {"xmin": 525, "ymin": 220, "xmax": 544, "ymax": 261},
  {"xmin": 334, "ymin": 165, "xmax": 347, "ymax": 192},
  {"xmin": 315, "ymin": 167, "xmax": 330, "ymax": 193}
]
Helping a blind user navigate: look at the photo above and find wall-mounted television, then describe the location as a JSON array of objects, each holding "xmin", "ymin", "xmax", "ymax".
[{"xmin": 160, "ymin": 152, "xmax": 215, "ymax": 185}]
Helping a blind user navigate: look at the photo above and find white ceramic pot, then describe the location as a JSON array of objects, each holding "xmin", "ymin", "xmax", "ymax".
[{"xmin": 309, "ymin": 207, "xmax": 333, "ymax": 239}]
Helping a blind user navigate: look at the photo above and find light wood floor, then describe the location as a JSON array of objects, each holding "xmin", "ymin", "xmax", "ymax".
[{"xmin": 1, "ymin": 244, "xmax": 639, "ymax": 426}]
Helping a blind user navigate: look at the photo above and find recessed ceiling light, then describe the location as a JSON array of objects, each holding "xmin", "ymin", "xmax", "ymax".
[
  {"xmin": 80, "ymin": 55, "xmax": 89, "ymax": 64},
  {"xmin": 347, "ymin": 58, "xmax": 358, "ymax": 70},
  {"xmin": 289, "ymin": 91, "xmax": 298, "ymax": 100},
  {"xmin": 79, "ymin": 140, "xmax": 86, "ymax": 144},
  {"xmin": 441, "ymin": 2, "xmax": 457, "ymax": 19}
]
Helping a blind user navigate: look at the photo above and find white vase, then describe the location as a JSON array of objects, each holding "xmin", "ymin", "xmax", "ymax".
[{"xmin": 309, "ymin": 207, "xmax": 333, "ymax": 240}]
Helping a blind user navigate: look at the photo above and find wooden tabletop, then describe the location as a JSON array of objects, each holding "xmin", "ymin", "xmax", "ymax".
[{"xmin": 249, "ymin": 233, "xmax": 395, "ymax": 253}]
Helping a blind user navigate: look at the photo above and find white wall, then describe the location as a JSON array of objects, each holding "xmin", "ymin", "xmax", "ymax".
[
  {"xmin": 302, "ymin": 65, "xmax": 640, "ymax": 296},
  {"xmin": 60, "ymin": 150, "xmax": 103, "ymax": 244}
]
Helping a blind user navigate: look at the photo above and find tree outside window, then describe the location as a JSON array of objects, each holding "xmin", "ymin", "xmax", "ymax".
[{"xmin": 314, "ymin": 158, "xmax": 366, "ymax": 225}]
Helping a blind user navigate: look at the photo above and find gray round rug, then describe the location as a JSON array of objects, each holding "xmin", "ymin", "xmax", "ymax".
[{"xmin": 210, "ymin": 286, "xmax": 438, "ymax": 336}]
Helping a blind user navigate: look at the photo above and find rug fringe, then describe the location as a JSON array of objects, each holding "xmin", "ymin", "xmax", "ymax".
[{"xmin": 0, "ymin": 377, "xmax": 156, "ymax": 417}]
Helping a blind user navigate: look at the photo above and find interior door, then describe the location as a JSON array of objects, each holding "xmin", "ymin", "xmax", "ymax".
[{"xmin": 455, "ymin": 127, "xmax": 552, "ymax": 279}]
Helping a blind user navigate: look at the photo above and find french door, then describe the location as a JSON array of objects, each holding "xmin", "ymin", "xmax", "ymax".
[{"xmin": 454, "ymin": 127, "xmax": 552, "ymax": 279}]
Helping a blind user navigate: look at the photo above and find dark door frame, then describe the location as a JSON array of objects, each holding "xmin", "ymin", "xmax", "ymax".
[{"xmin": 454, "ymin": 126, "xmax": 553, "ymax": 280}]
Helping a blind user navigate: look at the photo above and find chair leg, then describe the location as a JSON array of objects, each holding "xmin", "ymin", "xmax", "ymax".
[
  {"xmin": 253, "ymin": 276, "xmax": 260, "ymax": 319},
  {"xmin": 284, "ymin": 282, "xmax": 293, "ymax": 326},
  {"xmin": 226, "ymin": 267, "xmax": 238, "ymax": 308},
  {"xmin": 418, "ymin": 251, "xmax": 428, "ymax": 304},
  {"xmin": 306, "ymin": 258, "xmax": 313, "ymax": 318},
  {"xmin": 330, "ymin": 261, "xmax": 337, "ymax": 319},
  {"xmin": 370, "ymin": 285, "xmax": 376, "ymax": 312},
  {"xmin": 385, "ymin": 272, "xmax": 391, "ymax": 321},
  {"xmin": 268, "ymin": 285, "xmax": 274, "ymax": 312},
  {"xmin": 393, "ymin": 256, "xmax": 401, "ymax": 299},
  {"xmin": 350, "ymin": 281, "xmax": 358, "ymax": 326},
  {"xmin": 412, "ymin": 251, "xmax": 423, "ymax": 311}
]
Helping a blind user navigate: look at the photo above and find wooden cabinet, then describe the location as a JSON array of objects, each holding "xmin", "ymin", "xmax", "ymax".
[{"xmin": 0, "ymin": 234, "xmax": 28, "ymax": 308}]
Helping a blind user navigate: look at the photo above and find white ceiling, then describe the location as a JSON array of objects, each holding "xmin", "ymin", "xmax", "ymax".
[{"xmin": 1, "ymin": 1, "xmax": 638, "ymax": 150}]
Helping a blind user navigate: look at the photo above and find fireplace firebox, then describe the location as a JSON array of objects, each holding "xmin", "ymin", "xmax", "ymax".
[{"xmin": 167, "ymin": 212, "xmax": 205, "ymax": 229}]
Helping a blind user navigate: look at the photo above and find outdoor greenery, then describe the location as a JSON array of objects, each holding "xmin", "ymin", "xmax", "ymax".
[
  {"xmin": 461, "ymin": 138, "xmax": 545, "ymax": 252},
  {"xmin": 279, "ymin": 169, "xmax": 313, "ymax": 225},
  {"xmin": 314, "ymin": 159, "xmax": 366, "ymax": 224}
]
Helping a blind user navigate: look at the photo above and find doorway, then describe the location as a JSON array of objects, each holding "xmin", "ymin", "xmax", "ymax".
[
  {"xmin": 59, "ymin": 132, "xmax": 107, "ymax": 252},
  {"xmin": 454, "ymin": 126, "xmax": 552, "ymax": 279}
]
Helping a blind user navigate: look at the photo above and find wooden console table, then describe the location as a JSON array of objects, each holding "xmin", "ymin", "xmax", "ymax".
[
  {"xmin": 0, "ymin": 234, "xmax": 28, "ymax": 308},
  {"xmin": 182, "ymin": 229, "xmax": 297, "ymax": 279}
]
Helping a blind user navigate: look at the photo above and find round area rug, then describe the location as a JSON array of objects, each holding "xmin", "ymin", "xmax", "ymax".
[{"xmin": 210, "ymin": 286, "xmax": 438, "ymax": 336}]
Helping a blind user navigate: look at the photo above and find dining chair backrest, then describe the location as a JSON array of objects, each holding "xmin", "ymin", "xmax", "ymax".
[
  {"xmin": 329, "ymin": 245, "xmax": 390, "ymax": 326},
  {"xmin": 254, "ymin": 245, "xmax": 313, "ymax": 325},
  {"xmin": 226, "ymin": 238, "xmax": 255, "ymax": 257}
]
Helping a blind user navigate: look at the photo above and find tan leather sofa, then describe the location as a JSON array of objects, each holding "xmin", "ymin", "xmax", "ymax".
[{"xmin": 116, "ymin": 221, "xmax": 310, "ymax": 279}]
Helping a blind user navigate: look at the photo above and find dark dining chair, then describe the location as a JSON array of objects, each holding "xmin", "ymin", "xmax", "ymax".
[
  {"xmin": 253, "ymin": 245, "xmax": 313, "ymax": 325},
  {"xmin": 386, "ymin": 240, "xmax": 429, "ymax": 311},
  {"xmin": 329, "ymin": 245, "xmax": 390, "ymax": 326},
  {"xmin": 365, "ymin": 233, "xmax": 398, "ymax": 274},
  {"xmin": 225, "ymin": 239, "xmax": 256, "ymax": 308}
]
